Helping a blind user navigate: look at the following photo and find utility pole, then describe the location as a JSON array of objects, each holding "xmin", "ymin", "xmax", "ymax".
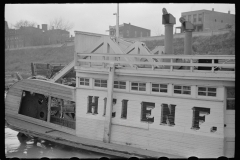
[
  {"xmin": 113, "ymin": 4, "xmax": 119, "ymax": 38},
  {"xmin": 116, "ymin": 3, "xmax": 119, "ymax": 38}
]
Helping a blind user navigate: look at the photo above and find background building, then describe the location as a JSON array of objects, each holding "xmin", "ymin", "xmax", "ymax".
[
  {"xmin": 177, "ymin": 9, "xmax": 235, "ymax": 33},
  {"xmin": 108, "ymin": 23, "xmax": 151, "ymax": 38},
  {"xmin": 5, "ymin": 21, "xmax": 70, "ymax": 49}
]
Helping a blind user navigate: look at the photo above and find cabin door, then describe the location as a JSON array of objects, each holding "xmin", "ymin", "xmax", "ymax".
[{"xmin": 224, "ymin": 87, "xmax": 235, "ymax": 157}]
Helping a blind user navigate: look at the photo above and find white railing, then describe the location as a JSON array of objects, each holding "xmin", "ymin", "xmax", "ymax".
[{"xmin": 76, "ymin": 53, "xmax": 235, "ymax": 73}]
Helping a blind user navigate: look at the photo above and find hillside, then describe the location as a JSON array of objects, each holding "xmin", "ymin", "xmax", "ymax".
[
  {"xmin": 143, "ymin": 30, "xmax": 235, "ymax": 55},
  {"xmin": 5, "ymin": 45, "xmax": 74, "ymax": 74},
  {"xmin": 5, "ymin": 31, "xmax": 235, "ymax": 75}
]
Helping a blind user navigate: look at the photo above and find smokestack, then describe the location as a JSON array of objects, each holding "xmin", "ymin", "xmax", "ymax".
[
  {"xmin": 228, "ymin": 10, "xmax": 230, "ymax": 14},
  {"xmin": 179, "ymin": 17, "xmax": 194, "ymax": 69},
  {"xmin": 162, "ymin": 8, "xmax": 176, "ymax": 55},
  {"xmin": 179, "ymin": 17, "xmax": 194, "ymax": 55},
  {"xmin": 212, "ymin": 8, "xmax": 214, "ymax": 11}
]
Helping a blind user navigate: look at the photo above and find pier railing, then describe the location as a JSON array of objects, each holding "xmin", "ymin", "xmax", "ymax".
[{"xmin": 76, "ymin": 53, "xmax": 235, "ymax": 73}]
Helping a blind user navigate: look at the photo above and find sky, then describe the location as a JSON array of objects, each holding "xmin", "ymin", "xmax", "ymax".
[{"xmin": 5, "ymin": 3, "xmax": 235, "ymax": 36}]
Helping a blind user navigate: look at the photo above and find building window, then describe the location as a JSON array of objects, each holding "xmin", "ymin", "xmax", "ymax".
[
  {"xmin": 94, "ymin": 79, "xmax": 107, "ymax": 88},
  {"xmin": 114, "ymin": 81, "xmax": 126, "ymax": 89},
  {"xmin": 198, "ymin": 87, "xmax": 216, "ymax": 97},
  {"xmin": 135, "ymin": 31, "xmax": 137, "ymax": 37},
  {"xmin": 226, "ymin": 87, "xmax": 235, "ymax": 110},
  {"xmin": 152, "ymin": 83, "xmax": 168, "ymax": 93},
  {"xmin": 193, "ymin": 14, "xmax": 197, "ymax": 23},
  {"xmin": 79, "ymin": 78, "xmax": 89, "ymax": 86},
  {"xmin": 174, "ymin": 85, "xmax": 191, "ymax": 95},
  {"xmin": 198, "ymin": 14, "xmax": 202, "ymax": 22},
  {"xmin": 131, "ymin": 82, "xmax": 146, "ymax": 91},
  {"xmin": 188, "ymin": 15, "xmax": 192, "ymax": 22}
]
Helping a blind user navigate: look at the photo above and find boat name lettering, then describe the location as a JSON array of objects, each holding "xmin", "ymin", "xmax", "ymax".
[{"xmin": 87, "ymin": 96, "xmax": 215, "ymax": 131}]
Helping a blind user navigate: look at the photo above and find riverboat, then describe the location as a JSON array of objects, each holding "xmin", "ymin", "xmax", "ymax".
[{"xmin": 5, "ymin": 8, "xmax": 235, "ymax": 158}]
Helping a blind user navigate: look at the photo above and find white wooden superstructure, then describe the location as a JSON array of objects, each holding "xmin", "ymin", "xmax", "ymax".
[{"xmin": 73, "ymin": 31, "xmax": 235, "ymax": 158}]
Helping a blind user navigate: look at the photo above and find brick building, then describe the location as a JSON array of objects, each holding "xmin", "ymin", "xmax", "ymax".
[
  {"xmin": 176, "ymin": 9, "xmax": 235, "ymax": 33},
  {"xmin": 108, "ymin": 23, "xmax": 151, "ymax": 38},
  {"xmin": 5, "ymin": 21, "xmax": 70, "ymax": 49}
]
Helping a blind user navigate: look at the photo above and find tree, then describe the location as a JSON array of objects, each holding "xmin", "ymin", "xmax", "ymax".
[
  {"xmin": 49, "ymin": 17, "xmax": 74, "ymax": 31},
  {"xmin": 14, "ymin": 20, "xmax": 37, "ymax": 29}
]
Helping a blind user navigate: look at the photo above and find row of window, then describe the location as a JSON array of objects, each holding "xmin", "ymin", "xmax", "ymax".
[
  {"xmin": 79, "ymin": 78, "xmax": 217, "ymax": 97},
  {"xmin": 184, "ymin": 14, "xmax": 224, "ymax": 24},
  {"xmin": 110, "ymin": 30, "xmax": 149, "ymax": 37},
  {"xmin": 183, "ymin": 13, "xmax": 202, "ymax": 23},
  {"xmin": 79, "ymin": 78, "xmax": 235, "ymax": 110}
]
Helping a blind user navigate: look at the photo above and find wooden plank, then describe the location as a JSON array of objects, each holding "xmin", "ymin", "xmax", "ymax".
[
  {"xmin": 77, "ymin": 53, "xmax": 235, "ymax": 59},
  {"xmin": 78, "ymin": 59, "xmax": 235, "ymax": 68}
]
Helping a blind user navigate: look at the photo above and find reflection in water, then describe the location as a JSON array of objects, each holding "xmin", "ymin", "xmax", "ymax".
[{"xmin": 5, "ymin": 127, "xmax": 114, "ymax": 158}]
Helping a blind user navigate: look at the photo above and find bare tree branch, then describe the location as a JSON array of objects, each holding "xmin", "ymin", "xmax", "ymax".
[
  {"xmin": 14, "ymin": 20, "xmax": 37, "ymax": 29},
  {"xmin": 49, "ymin": 17, "xmax": 74, "ymax": 31}
]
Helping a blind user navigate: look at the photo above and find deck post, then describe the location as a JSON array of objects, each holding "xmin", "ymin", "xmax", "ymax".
[
  {"xmin": 47, "ymin": 96, "xmax": 51, "ymax": 122},
  {"xmin": 103, "ymin": 62, "xmax": 115, "ymax": 143}
]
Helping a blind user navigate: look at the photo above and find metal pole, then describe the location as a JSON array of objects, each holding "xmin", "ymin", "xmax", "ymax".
[{"xmin": 116, "ymin": 3, "xmax": 119, "ymax": 38}]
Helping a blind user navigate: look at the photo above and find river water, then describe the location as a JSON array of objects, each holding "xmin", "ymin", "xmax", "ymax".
[
  {"xmin": 5, "ymin": 92, "xmax": 115, "ymax": 158},
  {"xmin": 5, "ymin": 127, "xmax": 115, "ymax": 158}
]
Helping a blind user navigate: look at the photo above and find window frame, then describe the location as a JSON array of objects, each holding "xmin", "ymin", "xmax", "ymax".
[
  {"xmin": 93, "ymin": 79, "xmax": 108, "ymax": 89},
  {"xmin": 173, "ymin": 85, "xmax": 191, "ymax": 96},
  {"xmin": 193, "ymin": 14, "xmax": 197, "ymax": 23},
  {"xmin": 197, "ymin": 86, "xmax": 217, "ymax": 97},
  {"xmin": 113, "ymin": 81, "xmax": 127, "ymax": 90},
  {"xmin": 130, "ymin": 82, "xmax": 147, "ymax": 92},
  {"xmin": 198, "ymin": 13, "xmax": 202, "ymax": 22},
  {"xmin": 226, "ymin": 87, "xmax": 235, "ymax": 110},
  {"xmin": 151, "ymin": 83, "xmax": 168, "ymax": 94},
  {"xmin": 79, "ymin": 77, "xmax": 90, "ymax": 87}
]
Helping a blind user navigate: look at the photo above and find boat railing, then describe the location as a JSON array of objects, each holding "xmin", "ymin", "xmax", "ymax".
[{"xmin": 76, "ymin": 53, "xmax": 235, "ymax": 73}]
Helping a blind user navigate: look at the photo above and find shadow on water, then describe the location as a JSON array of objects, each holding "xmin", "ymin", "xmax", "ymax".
[{"xmin": 5, "ymin": 127, "xmax": 116, "ymax": 158}]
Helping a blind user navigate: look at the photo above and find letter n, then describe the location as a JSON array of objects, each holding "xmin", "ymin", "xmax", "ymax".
[
  {"xmin": 87, "ymin": 96, "xmax": 99, "ymax": 114},
  {"xmin": 191, "ymin": 107, "xmax": 210, "ymax": 130},
  {"xmin": 160, "ymin": 103, "xmax": 176, "ymax": 126}
]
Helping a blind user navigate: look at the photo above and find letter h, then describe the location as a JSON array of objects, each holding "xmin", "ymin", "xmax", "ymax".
[{"xmin": 87, "ymin": 96, "xmax": 99, "ymax": 114}]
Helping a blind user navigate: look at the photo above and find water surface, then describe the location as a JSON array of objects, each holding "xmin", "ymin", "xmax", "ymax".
[{"xmin": 5, "ymin": 126, "xmax": 114, "ymax": 158}]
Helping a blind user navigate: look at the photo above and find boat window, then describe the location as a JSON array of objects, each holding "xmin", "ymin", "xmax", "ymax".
[
  {"xmin": 198, "ymin": 87, "xmax": 217, "ymax": 97},
  {"xmin": 114, "ymin": 81, "xmax": 126, "ymax": 89},
  {"xmin": 79, "ymin": 77, "xmax": 89, "ymax": 86},
  {"xmin": 173, "ymin": 85, "xmax": 191, "ymax": 95},
  {"xmin": 94, "ymin": 79, "xmax": 107, "ymax": 88},
  {"xmin": 50, "ymin": 97, "xmax": 76, "ymax": 129},
  {"xmin": 19, "ymin": 90, "xmax": 48, "ymax": 122},
  {"xmin": 152, "ymin": 83, "xmax": 168, "ymax": 93},
  {"xmin": 131, "ymin": 82, "xmax": 146, "ymax": 91},
  {"xmin": 226, "ymin": 87, "xmax": 235, "ymax": 110}
]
